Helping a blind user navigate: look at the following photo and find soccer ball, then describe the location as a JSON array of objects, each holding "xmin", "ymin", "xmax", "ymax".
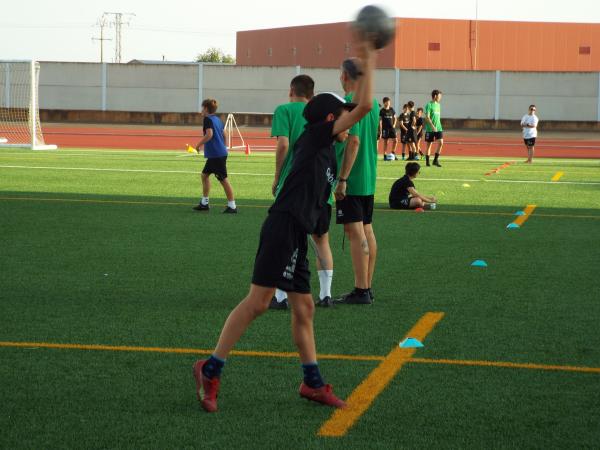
[
  {"xmin": 353, "ymin": 5, "xmax": 396, "ymax": 50},
  {"xmin": 384, "ymin": 153, "xmax": 396, "ymax": 161}
]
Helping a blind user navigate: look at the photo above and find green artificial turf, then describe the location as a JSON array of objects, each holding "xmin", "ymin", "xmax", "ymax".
[{"xmin": 1, "ymin": 148, "xmax": 599, "ymax": 448}]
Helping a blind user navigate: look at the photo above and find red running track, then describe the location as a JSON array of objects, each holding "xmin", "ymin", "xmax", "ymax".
[{"xmin": 39, "ymin": 125, "xmax": 600, "ymax": 159}]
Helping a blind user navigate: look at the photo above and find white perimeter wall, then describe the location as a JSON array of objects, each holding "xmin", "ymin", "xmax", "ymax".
[{"xmin": 34, "ymin": 62, "xmax": 600, "ymax": 121}]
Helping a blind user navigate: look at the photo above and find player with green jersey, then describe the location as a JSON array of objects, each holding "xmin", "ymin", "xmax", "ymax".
[
  {"xmin": 334, "ymin": 58, "xmax": 379, "ymax": 305},
  {"xmin": 269, "ymin": 75, "xmax": 336, "ymax": 309},
  {"xmin": 423, "ymin": 89, "xmax": 444, "ymax": 167}
]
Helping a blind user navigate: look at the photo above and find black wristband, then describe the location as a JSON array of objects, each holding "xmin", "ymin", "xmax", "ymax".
[{"xmin": 338, "ymin": 178, "xmax": 347, "ymax": 182}]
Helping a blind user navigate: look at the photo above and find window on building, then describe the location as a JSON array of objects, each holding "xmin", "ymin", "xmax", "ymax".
[
  {"xmin": 267, "ymin": 47, "xmax": 273, "ymax": 57},
  {"xmin": 345, "ymin": 43, "xmax": 351, "ymax": 54},
  {"xmin": 579, "ymin": 46, "xmax": 591, "ymax": 55},
  {"xmin": 316, "ymin": 44, "xmax": 322, "ymax": 55},
  {"xmin": 292, "ymin": 47, "xmax": 297, "ymax": 56},
  {"xmin": 428, "ymin": 42, "xmax": 441, "ymax": 51},
  {"xmin": 246, "ymin": 49, "xmax": 251, "ymax": 59}
]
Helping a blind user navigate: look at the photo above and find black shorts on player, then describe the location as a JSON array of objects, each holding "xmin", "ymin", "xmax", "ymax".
[
  {"xmin": 202, "ymin": 156, "xmax": 228, "ymax": 181},
  {"xmin": 335, "ymin": 195, "xmax": 374, "ymax": 225},
  {"xmin": 381, "ymin": 128, "xmax": 397, "ymax": 140},
  {"xmin": 524, "ymin": 138, "xmax": 536, "ymax": 147},
  {"xmin": 405, "ymin": 130, "xmax": 415, "ymax": 143},
  {"xmin": 252, "ymin": 212, "xmax": 310, "ymax": 294},
  {"xmin": 400, "ymin": 130, "xmax": 409, "ymax": 144},
  {"xmin": 425, "ymin": 131, "xmax": 443, "ymax": 143},
  {"xmin": 313, "ymin": 204, "xmax": 332, "ymax": 237},
  {"xmin": 389, "ymin": 197, "xmax": 411, "ymax": 210}
]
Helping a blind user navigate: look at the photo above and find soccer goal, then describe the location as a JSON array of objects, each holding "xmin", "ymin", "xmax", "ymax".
[{"xmin": 0, "ymin": 60, "xmax": 57, "ymax": 150}]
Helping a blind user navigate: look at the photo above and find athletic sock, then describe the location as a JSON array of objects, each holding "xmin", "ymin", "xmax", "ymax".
[
  {"xmin": 318, "ymin": 270, "xmax": 333, "ymax": 299},
  {"xmin": 227, "ymin": 200, "xmax": 236, "ymax": 209},
  {"xmin": 434, "ymin": 153, "xmax": 439, "ymax": 162},
  {"xmin": 275, "ymin": 288, "xmax": 287, "ymax": 302},
  {"xmin": 302, "ymin": 363, "xmax": 325, "ymax": 388},
  {"xmin": 426, "ymin": 155, "xmax": 430, "ymax": 165},
  {"xmin": 202, "ymin": 354, "xmax": 225, "ymax": 379},
  {"xmin": 201, "ymin": 197, "xmax": 209, "ymax": 206}
]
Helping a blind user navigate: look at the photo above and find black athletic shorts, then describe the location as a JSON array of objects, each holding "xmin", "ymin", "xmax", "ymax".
[
  {"xmin": 202, "ymin": 156, "xmax": 228, "ymax": 181},
  {"xmin": 524, "ymin": 138, "xmax": 536, "ymax": 147},
  {"xmin": 389, "ymin": 197, "xmax": 411, "ymax": 210},
  {"xmin": 335, "ymin": 195, "xmax": 374, "ymax": 225},
  {"xmin": 425, "ymin": 131, "xmax": 444, "ymax": 143},
  {"xmin": 252, "ymin": 212, "xmax": 310, "ymax": 294},
  {"xmin": 400, "ymin": 129, "xmax": 409, "ymax": 144},
  {"xmin": 406, "ymin": 129, "xmax": 416, "ymax": 143},
  {"xmin": 381, "ymin": 128, "xmax": 397, "ymax": 140},
  {"xmin": 313, "ymin": 204, "xmax": 332, "ymax": 237}
]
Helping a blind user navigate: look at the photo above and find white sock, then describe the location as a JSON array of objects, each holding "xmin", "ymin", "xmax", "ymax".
[
  {"xmin": 318, "ymin": 270, "xmax": 333, "ymax": 299},
  {"xmin": 201, "ymin": 197, "xmax": 209, "ymax": 206},
  {"xmin": 275, "ymin": 289, "xmax": 287, "ymax": 302},
  {"xmin": 227, "ymin": 200, "xmax": 236, "ymax": 209}
]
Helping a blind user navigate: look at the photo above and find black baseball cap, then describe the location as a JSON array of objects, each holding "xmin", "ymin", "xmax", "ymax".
[{"xmin": 303, "ymin": 92, "xmax": 357, "ymax": 124}]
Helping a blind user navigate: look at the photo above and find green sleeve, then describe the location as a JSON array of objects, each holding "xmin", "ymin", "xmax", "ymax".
[{"xmin": 271, "ymin": 105, "xmax": 290, "ymax": 137}]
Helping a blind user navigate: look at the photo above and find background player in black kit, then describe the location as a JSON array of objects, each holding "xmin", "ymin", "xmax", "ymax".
[
  {"xmin": 379, "ymin": 96, "xmax": 397, "ymax": 160},
  {"xmin": 398, "ymin": 103, "xmax": 410, "ymax": 160},
  {"xmin": 192, "ymin": 38, "xmax": 376, "ymax": 414}
]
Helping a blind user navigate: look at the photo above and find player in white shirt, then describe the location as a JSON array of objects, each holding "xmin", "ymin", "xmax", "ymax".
[{"xmin": 520, "ymin": 105, "xmax": 539, "ymax": 164}]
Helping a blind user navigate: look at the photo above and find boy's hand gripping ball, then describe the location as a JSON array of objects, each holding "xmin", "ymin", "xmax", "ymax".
[{"xmin": 352, "ymin": 5, "xmax": 395, "ymax": 49}]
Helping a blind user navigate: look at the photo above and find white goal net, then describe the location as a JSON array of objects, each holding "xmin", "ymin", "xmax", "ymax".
[{"xmin": 0, "ymin": 60, "xmax": 57, "ymax": 150}]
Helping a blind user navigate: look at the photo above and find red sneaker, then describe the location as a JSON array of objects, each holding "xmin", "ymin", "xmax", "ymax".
[
  {"xmin": 192, "ymin": 359, "xmax": 220, "ymax": 413},
  {"xmin": 299, "ymin": 383, "xmax": 346, "ymax": 408}
]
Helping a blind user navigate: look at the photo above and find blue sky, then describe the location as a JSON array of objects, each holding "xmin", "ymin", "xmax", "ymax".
[{"xmin": 1, "ymin": 0, "xmax": 599, "ymax": 62}]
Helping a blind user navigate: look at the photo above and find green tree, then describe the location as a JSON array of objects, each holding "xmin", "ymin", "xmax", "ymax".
[{"xmin": 195, "ymin": 47, "xmax": 235, "ymax": 64}]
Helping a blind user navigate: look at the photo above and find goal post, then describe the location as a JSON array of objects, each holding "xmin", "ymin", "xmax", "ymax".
[{"xmin": 0, "ymin": 60, "xmax": 57, "ymax": 150}]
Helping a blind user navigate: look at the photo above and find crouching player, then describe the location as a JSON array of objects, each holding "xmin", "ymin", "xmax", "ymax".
[
  {"xmin": 192, "ymin": 39, "xmax": 376, "ymax": 413},
  {"xmin": 388, "ymin": 162, "xmax": 437, "ymax": 210}
]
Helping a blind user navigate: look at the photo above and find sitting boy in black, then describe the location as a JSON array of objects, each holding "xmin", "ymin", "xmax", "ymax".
[{"xmin": 389, "ymin": 162, "xmax": 437, "ymax": 209}]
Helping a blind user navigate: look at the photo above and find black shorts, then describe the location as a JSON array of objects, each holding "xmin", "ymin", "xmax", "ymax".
[
  {"xmin": 252, "ymin": 213, "xmax": 310, "ymax": 294},
  {"xmin": 400, "ymin": 129, "xmax": 409, "ymax": 144},
  {"xmin": 381, "ymin": 128, "xmax": 397, "ymax": 140},
  {"xmin": 313, "ymin": 204, "xmax": 332, "ymax": 237},
  {"xmin": 524, "ymin": 138, "xmax": 536, "ymax": 147},
  {"xmin": 425, "ymin": 131, "xmax": 443, "ymax": 142},
  {"xmin": 417, "ymin": 131, "xmax": 423, "ymax": 140},
  {"xmin": 202, "ymin": 156, "xmax": 228, "ymax": 181},
  {"xmin": 335, "ymin": 195, "xmax": 374, "ymax": 225},
  {"xmin": 389, "ymin": 197, "xmax": 411, "ymax": 210}
]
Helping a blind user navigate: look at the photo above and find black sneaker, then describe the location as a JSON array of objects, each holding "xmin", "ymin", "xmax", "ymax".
[
  {"xmin": 368, "ymin": 288, "xmax": 375, "ymax": 302},
  {"xmin": 223, "ymin": 206, "xmax": 238, "ymax": 214},
  {"xmin": 433, "ymin": 160, "xmax": 442, "ymax": 167},
  {"xmin": 269, "ymin": 296, "xmax": 288, "ymax": 310},
  {"xmin": 334, "ymin": 289, "xmax": 372, "ymax": 305},
  {"xmin": 316, "ymin": 296, "xmax": 334, "ymax": 307},
  {"xmin": 193, "ymin": 203, "xmax": 209, "ymax": 211}
]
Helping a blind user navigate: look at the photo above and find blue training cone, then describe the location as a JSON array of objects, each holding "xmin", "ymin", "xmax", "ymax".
[
  {"xmin": 399, "ymin": 337, "xmax": 424, "ymax": 348},
  {"xmin": 515, "ymin": 211, "xmax": 526, "ymax": 216},
  {"xmin": 471, "ymin": 260, "xmax": 488, "ymax": 267},
  {"xmin": 506, "ymin": 223, "xmax": 520, "ymax": 229}
]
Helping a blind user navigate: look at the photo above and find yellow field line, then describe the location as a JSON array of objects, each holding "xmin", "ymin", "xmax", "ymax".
[
  {"xmin": 410, "ymin": 357, "xmax": 600, "ymax": 374},
  {"xmin": 2, "ymin": 340, "xmax": 599, "ymax": 375},
  {"xmin": 513, "ymin": 204, "xmax": 537, "ymax": 226},
  {"xmin": 0, "ymin": 341, "xmax": 383, "ymax": 362},
  {"xmin": 551, "ymin": 171, "xmax": 564, "ymax": 182},
  {"xmin": 1, "ymin": 196, "xmax": 599, "ymax": 220},
  {"xmin": 317, "ymin": 312, "xmax": 444, "ymax": 438}
]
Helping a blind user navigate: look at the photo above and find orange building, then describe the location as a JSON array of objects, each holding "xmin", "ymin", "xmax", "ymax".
[{"xmin": 236, "ymin": 18, "xmax": 600, "ymax": 72}]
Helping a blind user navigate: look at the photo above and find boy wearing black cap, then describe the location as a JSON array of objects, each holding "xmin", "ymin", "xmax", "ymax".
[{"xmin": 192, "ymin": 39, "xmax": 376, "ymax": 413}]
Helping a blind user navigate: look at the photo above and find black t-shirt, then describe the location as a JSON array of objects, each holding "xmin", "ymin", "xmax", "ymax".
[
  {"xmin": 379, "ymin": 107, "xmax": 396, "ymax": 130},
  {"xmin": 270, "ymin": 120, "xmax": 337, "ymax": 233},
  {"xmin": 408, "ymin": 111, "xmax": 416, "ymax": 129},
  {"xmin": 389, "ymin": 174, "xmax": 415, "ymax": 204},
  {"xmin": 399, "ymin": 112, "xmax": 411, "ymax": 131},
  {"xmin": 415, "ymin": 117, "xmax": 424, "ymax": 130}
]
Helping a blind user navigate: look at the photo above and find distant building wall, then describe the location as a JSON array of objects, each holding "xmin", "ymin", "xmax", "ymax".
[
  {"xmin": 237, "ymin": 18, "xmax": 600, "ymax": 72},
  {"xmin": 35, "ymin": 62, "xmax": 600, "ymax": 123}
]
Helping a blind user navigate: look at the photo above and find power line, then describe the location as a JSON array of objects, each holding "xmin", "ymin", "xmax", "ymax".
[
  {"xmin": 103, "ymin": 12, "xmax": 136, "ymax": 63},
  {"xmin": 92, "ymin": 15, "xmax": 112, "ymax": 63}
]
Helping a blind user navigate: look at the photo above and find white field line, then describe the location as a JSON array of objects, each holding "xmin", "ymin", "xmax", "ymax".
[{"xmin": 2, "ymin": 164, "xmax": 600, "ymax": 185}]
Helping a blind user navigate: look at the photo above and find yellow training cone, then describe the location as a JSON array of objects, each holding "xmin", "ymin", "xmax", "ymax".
[{"xmin": 186, "ymin": 144, "xmax": 196, "ymax": 154}]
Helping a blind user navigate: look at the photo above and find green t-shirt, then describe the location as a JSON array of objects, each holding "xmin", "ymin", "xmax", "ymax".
[
  {"xmin": 335, "ymin": 94, "xmax": 379, "ymax": 196},
  {"xmin": 271, "ymin": 102, "xmax": 307, "ymax": 196},
  {"xmin": 424, "ymin": 101, "xmax": 442, "ymax": 132}
]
